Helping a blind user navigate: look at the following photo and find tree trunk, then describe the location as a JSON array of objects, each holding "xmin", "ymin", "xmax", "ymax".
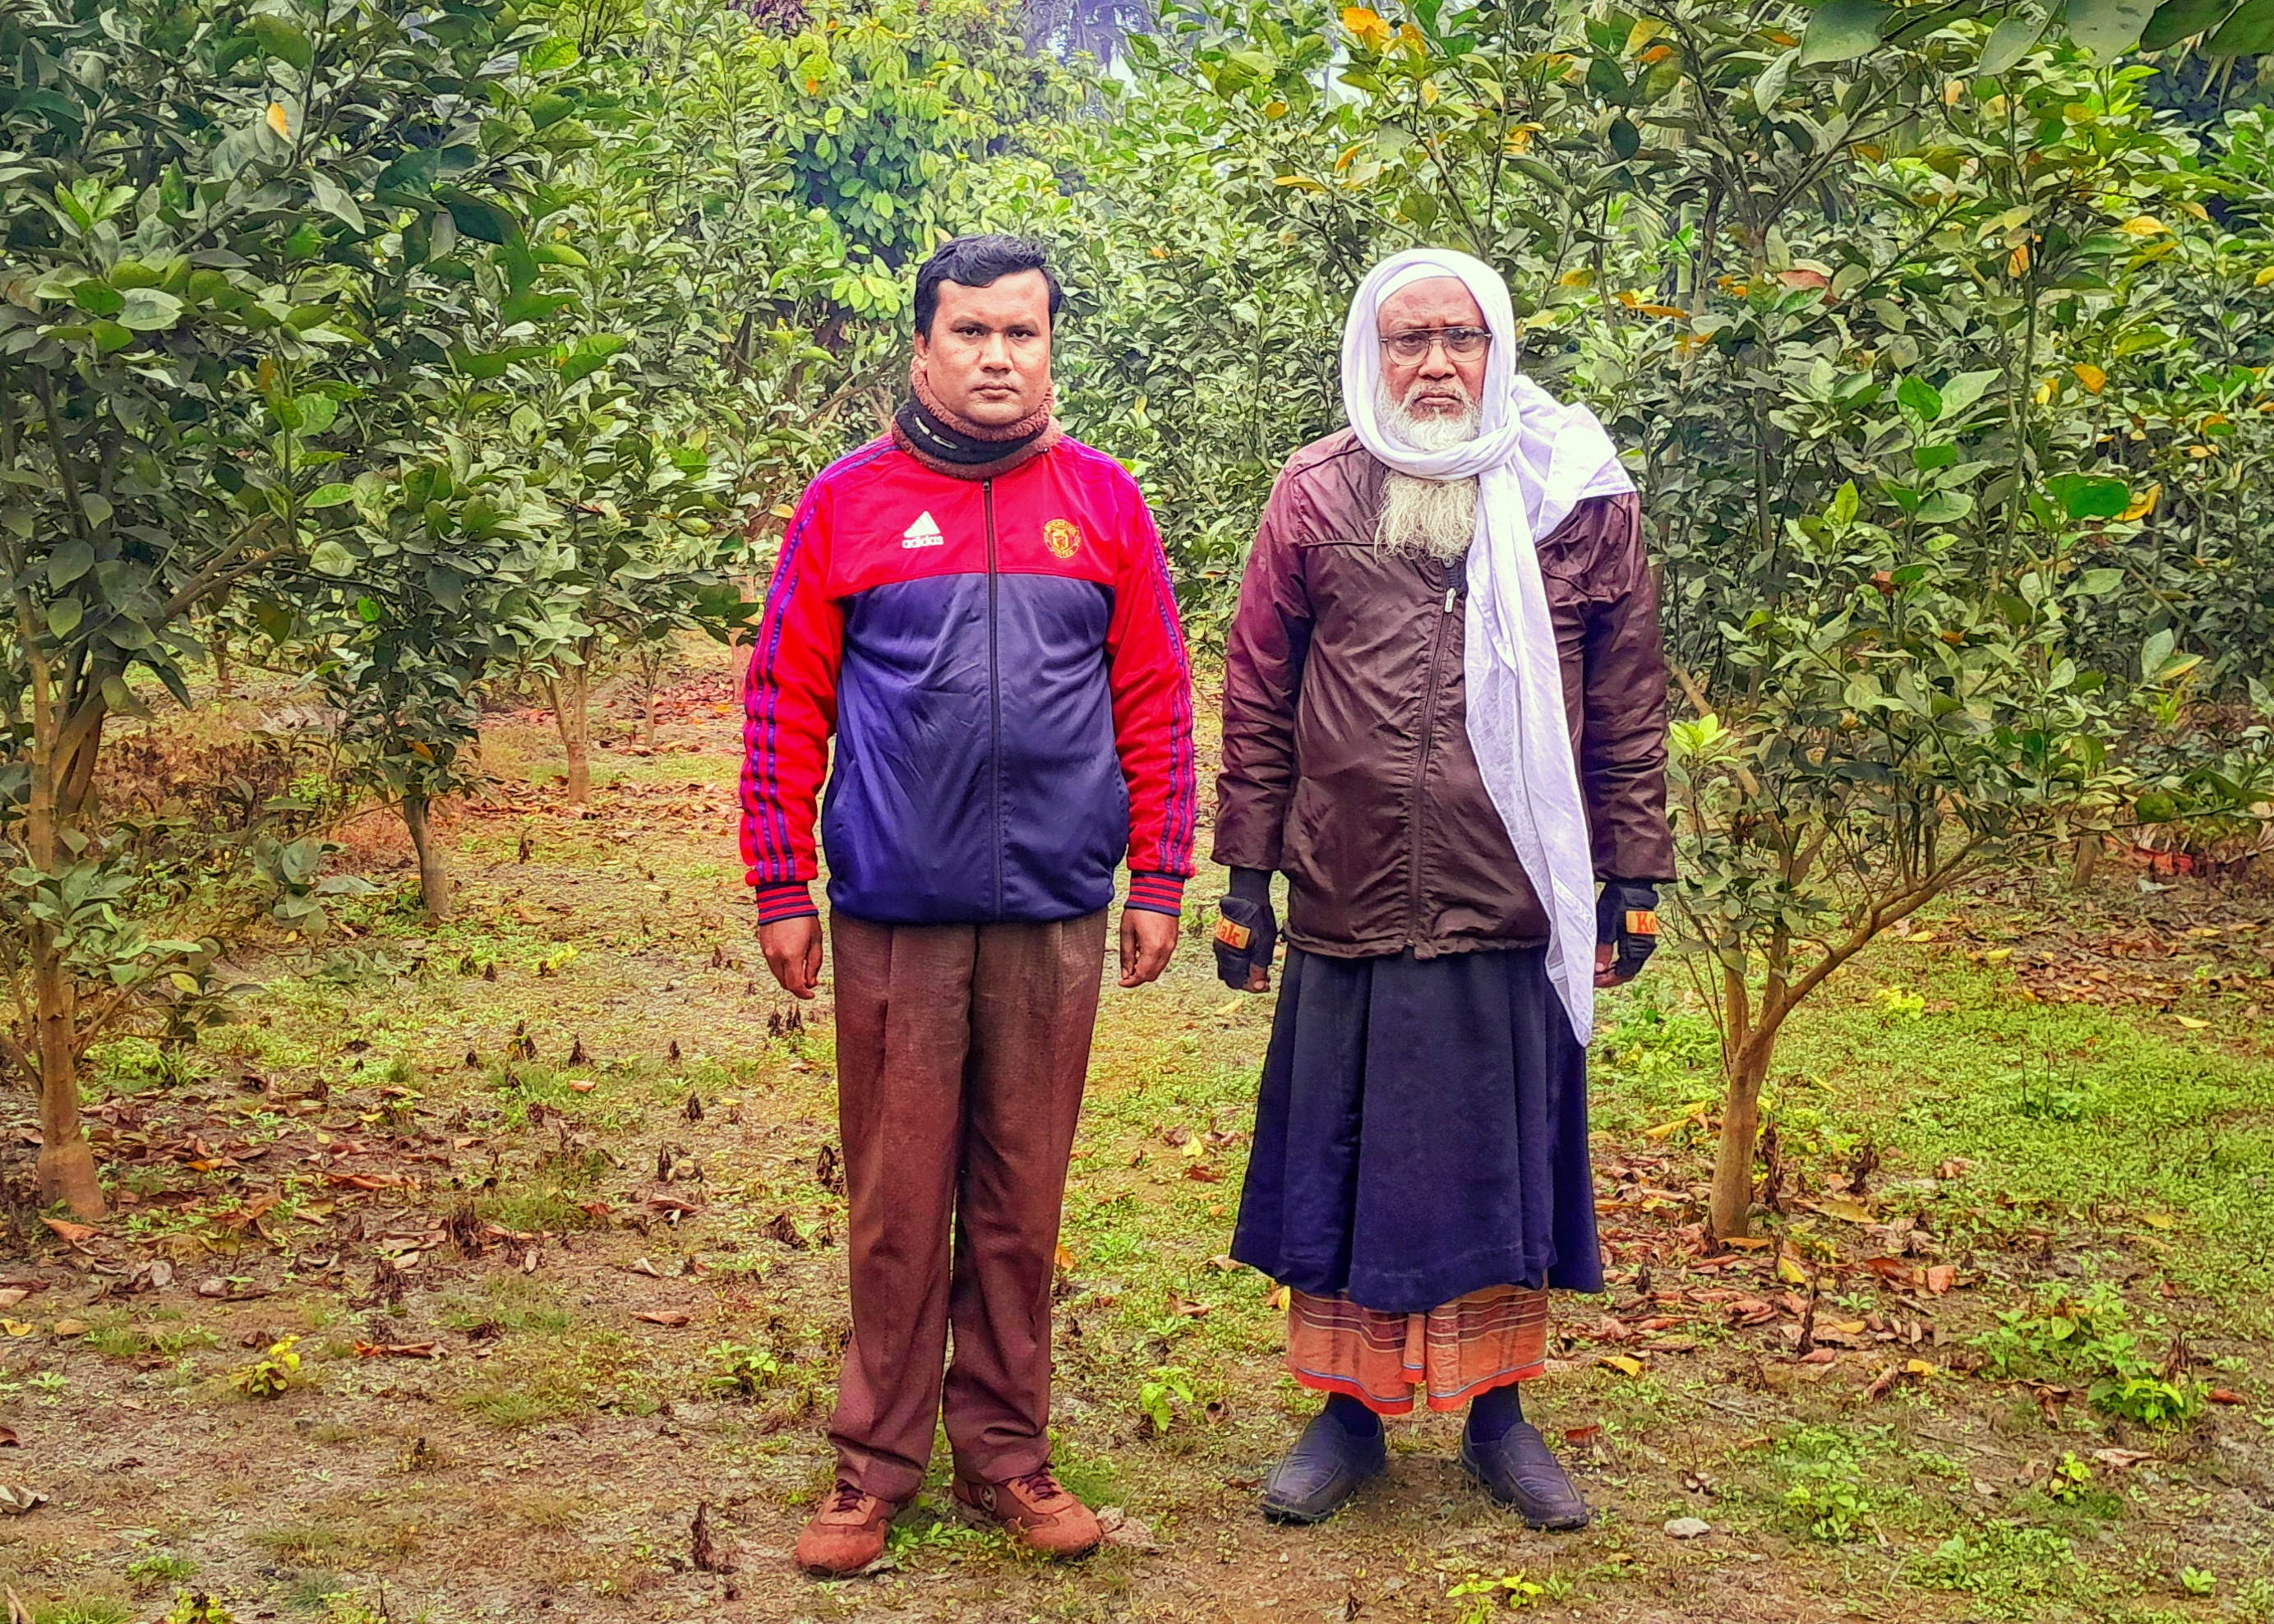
[
  {"xmin": 2069, "ymin": 831, "xmax": 2102, "ymax": 891},
  {"xmin": 32, "ymin": 942, "xmax": 104, "ymax": 1217},
  {"xmin": 1709, "ymin": 1044, "xmax": 1774, "ymax": 1239},
  {"xmin": 640, "ymin": 666, "xmax": 659, "ymax": 748},
  {"xmin": 213, "ymin": 634, "xmax": 233, "ymax": 699},
  {"xmin": 403, "ymin": 791, "xmax": 452, "ymax": 921},
  {"xmin": 549, "ymin": 666, "xmax": 592, "ymax": 807}
]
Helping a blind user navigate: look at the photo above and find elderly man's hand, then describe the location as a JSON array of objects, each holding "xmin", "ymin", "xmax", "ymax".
[
  {"xmin": 1119, "ymin": 907, "xmax": 1178, "ymax": 988},
  {"xmin": 759, "ymin": 916, "xmax": 824, "ymax": 1000},
  {"xmin": 1595, "ymin": 881, "xmax": 1659, "ymax": 987}
]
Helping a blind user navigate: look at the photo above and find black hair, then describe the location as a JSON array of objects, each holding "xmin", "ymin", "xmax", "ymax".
[{"xmin": 913, "ymin": 235, "xmax": 1063, "ymax": 339}]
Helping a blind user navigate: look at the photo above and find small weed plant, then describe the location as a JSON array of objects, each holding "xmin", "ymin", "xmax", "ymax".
[
  {"xmin": 232, "ymin": 1336, "xmax": 302, "ymax": 1399},
  {"xmin": 163, "ymin": 1594, "xmax": 237, "ymax": 1624},
  {"xmin": 1972, "ymin": 1285, "xmax": 2206, "ymax": 1426},
  {"xmin": 706, "ymin": 1340, "xmax": 782, "ymax": 1397},
  {"xmin": 1137, "ymin": 1365, "xmax": 1195, "ymax": 1435},
  {"xmin": 1910, "ymin": 1522, "xmax": 2081, "ymax": 1603},
  {"xmin": 126, "ymin": 1550, "xmax": 198, "ymax": 1589},
  {"xmin": 1448, "ymin": 1571, "xmax": 1565, "ymax": 1617},
  {"xmin": 1774, "ymin": 1426, "xmax": 1874, "ymax": 1543}
]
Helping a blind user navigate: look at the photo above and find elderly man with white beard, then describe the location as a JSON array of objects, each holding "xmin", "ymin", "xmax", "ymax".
[{"xmin": 1212, "ymin": 249, "xmax": 1672, "ymax": 1529}]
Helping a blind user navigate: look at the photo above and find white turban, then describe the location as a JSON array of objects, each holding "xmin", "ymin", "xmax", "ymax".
[{"xmin": 1341, "ymin": 247, "xmax": 1635, "ymax": 1042}]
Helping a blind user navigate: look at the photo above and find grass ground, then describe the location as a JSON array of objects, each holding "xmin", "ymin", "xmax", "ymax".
[{"xmin": 0, "ymin": 647, "xmax": 2268, "ymax": 1624}]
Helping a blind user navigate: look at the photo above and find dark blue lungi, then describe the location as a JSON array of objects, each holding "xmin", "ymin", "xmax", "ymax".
[{"xmin": 1229, "ymin": 944, "xmax": 1603, "ymax": 1315}]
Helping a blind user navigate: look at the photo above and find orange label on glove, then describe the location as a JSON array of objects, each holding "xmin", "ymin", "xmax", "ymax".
[
  {"xmin": 1625, "ymin": 909, "xmax": 1659, "ymax": 936},
  {"xmin": 1215, "ymin": 917, "xmax": 1253, "ymax": 950}
]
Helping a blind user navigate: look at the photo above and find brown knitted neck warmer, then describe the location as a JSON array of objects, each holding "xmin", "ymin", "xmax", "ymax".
[{"xmin": 893, "ymin": 364, "xmax": 1060, "ymax": 481}]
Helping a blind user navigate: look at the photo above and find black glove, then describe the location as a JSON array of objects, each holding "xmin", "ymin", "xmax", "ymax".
[
  {"xmin": 1596, "ymin": 880, "xmax": 1660, "ymax": 982},
  {"xmin": 1215, "ymin": 867, "xmax": 1277, "ymax": 990}
]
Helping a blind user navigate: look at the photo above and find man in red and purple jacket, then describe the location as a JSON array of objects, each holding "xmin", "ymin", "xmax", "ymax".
[{"xmin": 740, "ymin": 235, "xmax": 1196, "ymax": 1576}]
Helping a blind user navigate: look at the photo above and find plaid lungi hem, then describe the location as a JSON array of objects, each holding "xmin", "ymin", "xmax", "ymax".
[{"xmin": 1285, "ymin": 1285, "xmax": 1550, "ymax": 1415}]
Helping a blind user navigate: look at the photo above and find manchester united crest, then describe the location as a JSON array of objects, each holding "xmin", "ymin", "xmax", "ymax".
[{"xmin": 1043, "ymin": 519, "xmax": 1083, "ymax": 560}]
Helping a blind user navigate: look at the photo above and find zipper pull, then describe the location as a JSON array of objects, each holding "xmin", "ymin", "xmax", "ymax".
[{"xmin": 1444, "ymin": 587, "xmax": 1456, "ymax": 614}]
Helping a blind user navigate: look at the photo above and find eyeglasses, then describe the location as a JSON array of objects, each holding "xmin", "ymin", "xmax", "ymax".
[{"xmin": 1380, "ymin": 325, "xmax": 1492, "ymax": 362}]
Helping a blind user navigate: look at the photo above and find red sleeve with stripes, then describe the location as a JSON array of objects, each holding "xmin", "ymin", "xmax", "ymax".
[
  {"xmin": 1105, "ymin": 483, "xmax": 1198, "ymax": 915},
  {"xmin": 739, "ymin": 481, "xmax": 843, "ymax": 918}
]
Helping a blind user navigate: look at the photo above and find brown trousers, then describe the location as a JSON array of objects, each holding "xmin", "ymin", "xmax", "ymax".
[{"xmin": 825, "ymin": 909, "xmax": 1106, "ymax": 1502}]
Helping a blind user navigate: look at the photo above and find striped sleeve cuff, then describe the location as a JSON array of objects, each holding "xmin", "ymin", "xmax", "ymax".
[
  {"xmin": 753, "ymin": 881, "xmax": 819, "ymax": 925},
  {"xmin": 1124, "ymin": 871, "xmax": 1187, "ymax": 916}
]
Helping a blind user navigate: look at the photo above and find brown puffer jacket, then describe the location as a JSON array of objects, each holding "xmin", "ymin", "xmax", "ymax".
[{"xmin": 1212, "ymin": 427, "xmax": 1674, "ymax": 960}]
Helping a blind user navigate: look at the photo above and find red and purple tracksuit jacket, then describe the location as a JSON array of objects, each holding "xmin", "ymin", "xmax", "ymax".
[{"xmin": 740, "ymin": 434, "xmax": 1197, "ymax": 927}]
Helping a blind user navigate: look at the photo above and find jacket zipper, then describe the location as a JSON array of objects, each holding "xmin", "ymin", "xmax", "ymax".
[
  {"xmin": 983, "ymin": 478, "xmax": 1003, "ymax": 920},
  {"xmin": 1408, "ymin": 571, "xmax": 1456, "ymax": 948}
]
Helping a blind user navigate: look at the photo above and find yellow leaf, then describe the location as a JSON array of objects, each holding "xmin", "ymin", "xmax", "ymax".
[
  {"xmin": 1263, "ymin": 99, "xmax": 1288, "ymax": 118},
  {"xmin": 1, "ymin": 1322, "xmax": 28, "ymax": 1338},
  {"xmin": 1419, "ymin": 77, "xmax": 1439, "ymax": 106},
  {"xmin": 2175, "ymin": 1015, "xmax": 2209, "ymax": 1030},
  {"xmin": 2180, "ymin": 200, "xmax": 2209, "ymax": 221},
  {"xmin": 2073, "ymin": 362, "xmax": 2106, "ymax": 394},
  {"xmin": 1267, "ymin": 1285, "xmax": 1291, "ymax": 1312},
  {"xmin": 1598, "ymin": 1354, "xmax": 1645, "ymax": 1377},
  {"xmin": 1625, "ymin": 18, "xmax": 1667, "ymax": 52},
  {"xmin": 1559, "ymin": 268, "xmax": 1593, "ymax": 287},
  {"xmin": 2119, "ymin": 215, "xmax": 2167, "ymax": 237},
  {"xmin": 1719, "ymin": 1235, "xmax": 1772, "ymax": 1250},
  {"xmin": 2009, "ymin": 243, "xmax": 2032, "ymax": 277},
  {"xmin": 266, "ymin": 102, "xmax": 291, "ymax": 139},
  {"xmin": 770, "ymin": 503, "xmax": 796, "ymax": 520},
  {"xmin": 2256, "ymin": 266, "xmax": 2274, "ymax": 287},
  {"xmin": 2140, "ymin": 1211, "xmax": 2175, "ymax": 1230},
  {"xmin": 2034, "ymin": 377, "xmax": 2056, "ymax": 405},
  {"xmin": 1340, "ymin": 5, "xmax": 1390, "ymax": 45},
  {"xmin": 1833, "ymin": 1319, "xmax": 1868, "ymax": 1335},
  {"xmin": 1818, "ymin": 1198, "xmax": 1874, "ymax": 1224},
  {"xmin": 1904, "ymin": 1359, "xmax": 1938, "ymax": 1377},
  {"xmin": 1777, "ymin": 1253, "xmax": 1812, "ymax": 1287},
  {"xmin": 1983, "ymin": 947, "xmax": 2014, "ymax": 963}
]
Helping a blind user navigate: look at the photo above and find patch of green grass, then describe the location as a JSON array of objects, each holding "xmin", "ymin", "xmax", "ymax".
[
  {"xmin": 33, "ymin": 1599, "xmax": 133, "ymax": 1624},
  {"xmin": 123, "ymin": 1551, "xmax": 196, "ymax": 1590},
  {"xmin": 1907, "ymin": 1520, "xmax": 2084, "ymax": 1616}
]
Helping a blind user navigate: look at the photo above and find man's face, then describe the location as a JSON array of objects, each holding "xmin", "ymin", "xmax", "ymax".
[
  {"xmin": 914, "ymin": 270, "xmax": 1054, "ymax": 428},
  {"xmin": 1378, "ymin": 277, "xmax": 1490, "ymax": 418}
]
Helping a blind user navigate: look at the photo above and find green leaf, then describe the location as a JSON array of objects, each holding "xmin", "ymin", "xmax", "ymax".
[
  {"xmin": 560, "ymin": 334, "xmax": 630, "ymax": 384},
  {"xmin": 1754, "ymin": 47, "xmax": 1797, "ymax": 110},
  {"xmin": 114, "ymin": 288, "xmax": 182, "ymax": 330},
  {"xmin": 2079, "ymin": 568, "xmax": 2127, "ymax": 594},
  {"xmin": 1607, "ymin": 114, "xmax": 1640, "ymax": 160},
  {"xmin": 70, "ymin": 280, "xmax": 123, "ymax": 317},
  {"xmin": 2046, "ymin": 473, "xmax": 2130, "ymax": 519},
  {"xmin": 250, "ymin": 15, "xmax": 314, "ymax": 72},
  {"xmin": 2066, "ymin": 0, "xmax": 2157, "ymax": 53},
  {"xmin": 1897, "ymin": 376, "xmax": 1944, "ymax": 422},
  {"xmin": 310, "ymin": 173, "xmax": 364, "ymax": 231},
  {"xmin": 306, "ymin": 482, "xmax": 357, "ymax": 509},
  {"xmin": 2205, "ymin": 0, "xmax": 2274, "ymax": 50},
  {"xmin": 524, "ymin": 37, "xmax": 580, "ymax": 71},
  {"xmin": 443, "ymin": 195, "xmax": 520, "ymax": 247},
  {"xmin": 2141, "ymin": 628, "xmax": 2175, "ymax": 679},
  {"xmin": 1979, "ymin": 12, "xmax": 2050, "ymax": 72},
  {"xmin": 2142, "ymin": 0, "xmax": 2235, "ymax": 47},
  {"xmin": 46, "ymin": 598, "xmax": 82, "ymax": 639},
  {"xmin": 1800, "ymin": 0, "xmax": 1890, "ymax": 63},
  {"xmin": 308, "ymin": 539, "xmax": 356, "ymax": 577},
  {"xmin": 1585, "ymin": 55, "xmax": 1628, "ymax": 102},
  {"xmin": 46, "ymin": 539, "xmax": 94, "ymax": 588}
]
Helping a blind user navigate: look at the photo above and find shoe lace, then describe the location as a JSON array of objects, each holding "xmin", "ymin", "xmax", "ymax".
[
  {"xmin": 827, "ymin": 1480, "xmax": 869, "ymax": 1513},
  {"xmin": 1008, "ymin": 1467, "xmax": 1068, "ymax": 1504}
]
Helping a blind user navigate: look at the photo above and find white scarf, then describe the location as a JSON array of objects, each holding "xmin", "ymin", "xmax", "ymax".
[{"xmin": 1340, "ymin": 248, "xmax": 1635, "ymax": 1043}]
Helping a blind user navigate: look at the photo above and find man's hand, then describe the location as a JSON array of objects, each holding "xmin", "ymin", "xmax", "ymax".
[
  {"xmin": 1214, "ymin": 867, "xmax": 1276, "ymax": 992},
  {"xmin": 1594, "ymin": 880, "xmax": 1659, "ymax": 988},
  {"xmin": 759, "ymin": 916, "xmax": 824, "ymax": 999},
  {"xmin": 1119, "ymin": 907, "xmax": 1179, "ymax": 988}
]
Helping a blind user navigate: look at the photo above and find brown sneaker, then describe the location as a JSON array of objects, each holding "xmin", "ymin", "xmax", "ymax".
[
  {"xmin": 952, "ymin": 1465, "xmax": 1103, "ymax": 1559},
  {"xmin": 793, "ymin": 1480, "xmax": 897, "ymax": 1576}
]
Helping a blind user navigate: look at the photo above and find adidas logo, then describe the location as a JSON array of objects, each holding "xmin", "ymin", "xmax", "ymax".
[{"xmin": 901, "ymin": 511, "xmax": 943, "ymax": 548}]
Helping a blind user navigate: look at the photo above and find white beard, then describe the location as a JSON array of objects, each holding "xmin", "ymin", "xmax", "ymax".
[{"xmin": 1374, "ymin": 379, "xmax": 1482, "ymax": 561}]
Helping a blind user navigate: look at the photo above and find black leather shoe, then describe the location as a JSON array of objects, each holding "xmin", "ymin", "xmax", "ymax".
[
  {"xmin": 1459, "ymin": 1421, "xmax": 1590, "ymax": 1530},
  {"xmin": 1260, "ymin": 1409, "xmax": 1387, "ymax": 1524}
]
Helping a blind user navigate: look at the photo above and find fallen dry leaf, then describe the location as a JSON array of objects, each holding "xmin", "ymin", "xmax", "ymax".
[
  {"xmin": 0, "ymin": 1293, "xmax": 21, "ymax": 1311},
  {"xmin": 1926, "ymin": 1264, "xmax": 1957, "ymax": 1294},
  {"xmin": 39, "ymin": 1218, "xmax": 95, "ymax": 1245},
  {"xmin": 355, "ymin": 1342, "xmax": 444, "ymax": 1359},
  {"xmin": 49, "ymin": 1321, "xmax": 85, "ymax": 1339},
  {"xmin": 635, "ymin": 1311, "xmax": 692, "ymax": 1327},
  {"xmin": 2207, "ymin": 1387, "xmax": 2244, "ymax": 1405},
  {"xmin": 0, "ymin": 1487, "xmax": 44, "ymax": 1516},
  {"xmin": 1598, "ymin": 1354, "xmax": 1644, "ymax": 1377},
  {"xmin": 2092, "ymin": 1448, "xmax": 2154, "ymax": 1469},
  {"xmin": 0, "ymin": 1427, "xmax": 16, "ymax": 1448}
]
